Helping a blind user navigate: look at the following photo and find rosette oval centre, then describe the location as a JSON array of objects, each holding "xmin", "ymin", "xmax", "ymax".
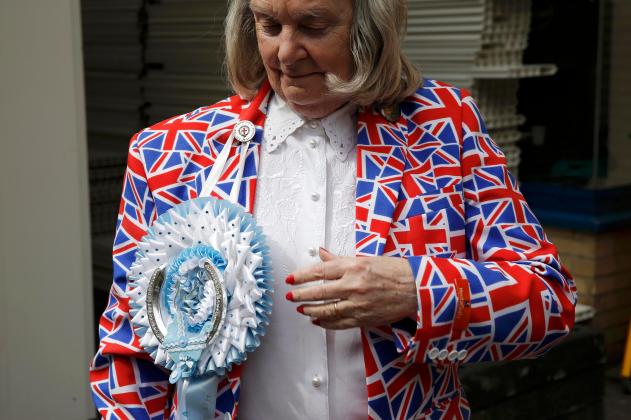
[{"xmin": 148, "ymin": 245, "xmax": 227, "ymax": 349}]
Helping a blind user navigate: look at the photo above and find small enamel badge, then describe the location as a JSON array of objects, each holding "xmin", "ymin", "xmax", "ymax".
[{"xmin": 233, "ymin": 120, "xmax": 256, "ymax": 143}]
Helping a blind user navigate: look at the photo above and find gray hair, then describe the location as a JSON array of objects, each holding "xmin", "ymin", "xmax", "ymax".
[{"xmin": 224, "ymin": 0, "xmax": 422, "ymax": 107}]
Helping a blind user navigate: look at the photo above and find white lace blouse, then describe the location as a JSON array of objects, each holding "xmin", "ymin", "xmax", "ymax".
[{"xmin": 238, "ymin": 95, "xmax": 367, "ymax": 419}]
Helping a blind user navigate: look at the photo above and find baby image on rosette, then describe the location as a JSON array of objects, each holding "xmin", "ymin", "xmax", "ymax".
[{"xmin": 127, "ymin": 197, "xmax": 272, "ymax": 419}]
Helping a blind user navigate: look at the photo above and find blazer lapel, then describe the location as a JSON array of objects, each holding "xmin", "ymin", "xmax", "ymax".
[
  {"xmin": 194, "ymin": 82, "xmax": 272, "ymax": 214},
  {"xmin": 355, "ymin": 106, "xmax": 408, "ymax": 256}
]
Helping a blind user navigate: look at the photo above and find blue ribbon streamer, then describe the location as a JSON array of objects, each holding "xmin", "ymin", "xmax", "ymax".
[{"xmin": 176, "ymin": 375, "xmax": 219, "ymax": 420}]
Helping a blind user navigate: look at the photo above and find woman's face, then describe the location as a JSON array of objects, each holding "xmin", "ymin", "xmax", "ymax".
[{"xmin": 250, "ymin": 0, "xmax": 354, "ymax": 119}]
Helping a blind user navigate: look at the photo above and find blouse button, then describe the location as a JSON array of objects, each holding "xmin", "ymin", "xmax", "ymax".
[
  {"xmin": 308, "ymin": 247, "xmax": 317, "ymax": 257},
  {"xmin": 311, "ymin": 375, "xmax": 322, "ymax": 388},
  {"xmin": 309, "ymin": 138, "xmax": 318, "ymax": 148},
  {"xmin": 311, "ymin": 192, "xmax": 320, "ymax": 202},
  {"xmin": 309, "ymin": 120, "xmax": 319, "ymax": 129}
]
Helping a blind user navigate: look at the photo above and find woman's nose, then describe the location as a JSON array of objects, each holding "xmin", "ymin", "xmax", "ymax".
[{"xmin": 277, "ymin": 28, "xmax": 307, "ymax": 67}]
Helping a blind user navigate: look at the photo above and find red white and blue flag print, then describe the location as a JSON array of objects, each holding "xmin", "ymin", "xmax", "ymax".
[{"xmin": 90, "ymin": 79, "xmax": 576, "ymax": 419}]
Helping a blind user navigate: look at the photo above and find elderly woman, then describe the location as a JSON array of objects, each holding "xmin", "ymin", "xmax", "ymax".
[{"xmin": 90, "ymin": 0, "xmax": 576, "ymax": 419}]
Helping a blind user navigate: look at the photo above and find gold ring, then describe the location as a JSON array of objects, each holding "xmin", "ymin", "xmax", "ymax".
[{"xmin": 333, "ymin": 301, "xmax": 340, "ymax": 317}]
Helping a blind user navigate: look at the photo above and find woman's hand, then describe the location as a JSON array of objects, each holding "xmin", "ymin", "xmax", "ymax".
[{"xmin": 286, "ymin": 248, "xmax": 418, "ymax": 329}]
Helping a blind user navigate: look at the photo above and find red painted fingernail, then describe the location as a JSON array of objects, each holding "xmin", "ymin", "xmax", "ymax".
[
  {"xmin": 312, "ymin": 319, "xmax": 320, "ymax": 326},
  {"xmin": 285, "ymin": 291, "xmax": 294, "ymax": 301},
  {"xmin": 285, "ymin": 274, "xmax": 295, "ymax": 285},
  {"xmin": 296, "ymin": 305, "xmax": 304, "ymax": 314}
]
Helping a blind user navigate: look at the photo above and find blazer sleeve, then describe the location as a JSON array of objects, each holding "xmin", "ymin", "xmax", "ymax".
[
  {"xmin": 395, "ymin": 91, "xmax": 577, "ymax": 365},
  {"xmin": 89, "ymin": 133, "xmax": 175, "ymax": 419}
]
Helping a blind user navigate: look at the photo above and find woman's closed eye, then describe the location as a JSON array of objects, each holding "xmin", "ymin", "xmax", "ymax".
[
  {"xmin": 258, "ymin": 22, "xmax": 329, "ymax": 37},
  {"xmin": 299, "ymin": 24, "xmax": 329, "ymax": 36},
  {"xmin": 259, "ymin": 20, "xmax": 282, "ymax": 35}
]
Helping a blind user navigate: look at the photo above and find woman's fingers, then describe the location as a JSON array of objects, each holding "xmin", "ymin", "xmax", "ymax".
[
  {"xmin": 288, "ymin": 253, "xmax": 353, "ymax": 285},
  {"xmin": 298, "ymin": 299, "xmax": 353, "ymax": 320},
  {"xmin": 287, "ymin": 280, "xmax": 348, "ymax": 302},
  {"xmin": 288, "ymin": 256, "xmax": 417, "ymax": 330},
  {"xmin": 318, "ymin": 247, "xmax": 336, "ymax": 261},
  {"xmin": 313, "ymin": 317, "xmax": 357, "ymax": 330}
]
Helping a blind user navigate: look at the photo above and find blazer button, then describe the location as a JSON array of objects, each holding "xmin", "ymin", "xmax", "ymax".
[
  {"xmin": 448, "ymin": 350, "xmax": 459, "ymax": 362},
  {"xmin": 457, "ymin": 349, "xmax": 468, "ymax": 361},
  {"xmin": 428, "ymin": 348, "xmax": 440, "ymax": 360},
  {"xmin": 438, "ymin": 349, "xmax": 449, "ymax": 361}
]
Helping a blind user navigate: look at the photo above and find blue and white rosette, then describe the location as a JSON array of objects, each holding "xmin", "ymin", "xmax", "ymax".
[{"xmin": 128, "ymin": 197, "xmax": 272, "ymax": 419}]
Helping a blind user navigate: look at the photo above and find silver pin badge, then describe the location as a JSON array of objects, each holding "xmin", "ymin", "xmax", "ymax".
[{"xmin": 233, "ymin": 120, "xmax": 256, "ymax": 143}]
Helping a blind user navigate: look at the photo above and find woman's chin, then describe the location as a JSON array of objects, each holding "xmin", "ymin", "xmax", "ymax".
[
  {"xmin": 276, "ymin": 79, "xmax": 347, "ymax": 118},
  {"xmin": 281, "ymin": 89, "xmax": 325, "ymax": 113},
  {"xmin": 283, "ymin": 93, "xmax": 318, "ymax": 108},
  {"xmin": 284, "ymin": 96, "xmax": 347, "ymax": 119},
  {"xmin": 281, "ymin": 84, "xmax": 323, "ymax": 103}
]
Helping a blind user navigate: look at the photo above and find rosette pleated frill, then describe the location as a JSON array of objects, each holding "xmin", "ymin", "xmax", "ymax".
[{"xmin": 127, "ymin": 197, "xmax": 272, "ymax": 418}]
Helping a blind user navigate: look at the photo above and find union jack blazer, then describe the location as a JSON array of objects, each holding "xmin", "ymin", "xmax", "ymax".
[{"xmin": 89, "ymin": 79, "xmax": 577, "ymax": 419}]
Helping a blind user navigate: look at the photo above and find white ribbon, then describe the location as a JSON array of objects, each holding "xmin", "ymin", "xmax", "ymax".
[{"xmin": 200, "ymin": 124, "xmax": 251, "ymax": 205}]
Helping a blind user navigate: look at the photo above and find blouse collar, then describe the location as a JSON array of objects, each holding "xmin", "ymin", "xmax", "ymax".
[{"xmin": 263, "ymin": 94, "xmax": 357, "ymax": 161}]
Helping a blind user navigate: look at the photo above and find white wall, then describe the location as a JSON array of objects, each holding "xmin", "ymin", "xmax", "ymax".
[{"xmin": 0, "ymin": 0, "xmax": 94, "ymax": 418}]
